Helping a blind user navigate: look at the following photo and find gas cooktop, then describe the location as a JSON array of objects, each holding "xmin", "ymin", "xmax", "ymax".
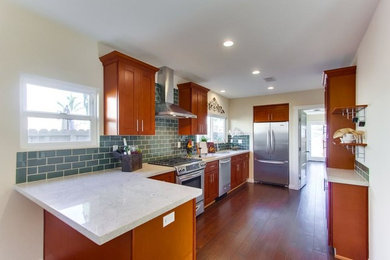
[{"xmin": 148, "ymin": 157, "xmax": 202, "ymax": 167}]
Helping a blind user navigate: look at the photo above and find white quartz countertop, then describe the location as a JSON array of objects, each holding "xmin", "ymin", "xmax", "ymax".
[
  {"xmin": 15, "ymin": 169, "xmax": 201, "ymax": 245},
  {"xmin": 200, "ymin": 150, "xmax": 250, "ymax": 162},
  {"xmin": 131, "ymin": 163, "xmax": 175, "ymax": 177},
  {"xmin": 326, "ymin": 168, "xmax": 369, "ymax": 187}
]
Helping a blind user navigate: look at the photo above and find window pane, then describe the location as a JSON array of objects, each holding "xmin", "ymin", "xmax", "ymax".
[
  {"xmin": 310, "ymin": 124, "xmax": 325, "ymax": 158},
  {"xmin": 28, "ymin": 117, "xmax": 91, "ymax": 143},
  {"xmin": 210, "ymin": 117, "xmax": 226, "ymax": 142},
  {"xmin": 26, "ymin": 84, "xmax": 90, "ymax": 116}
]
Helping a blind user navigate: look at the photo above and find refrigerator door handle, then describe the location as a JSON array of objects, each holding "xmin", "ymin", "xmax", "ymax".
[
  {"xmin": 255, "ymin": 159, "xmax": 288, "ymax": 165},
  {"xmin": 271, "ymin": 129, "xmax": 276, "ymax": 153},
  {"xmin": 266, "ymin": 129, "xmax": 270, "ymax": 154}
]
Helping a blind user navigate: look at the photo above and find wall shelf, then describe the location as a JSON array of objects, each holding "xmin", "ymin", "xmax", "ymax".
[
  {"xmin": 336, "ymin": 143, "xmax": 367, "ymax": 159},
  {"xmin": 337, "ymin": 143, "xmax": 367, "ymax": 147},
  {"xmin": 332, "ymin": 105, "xmax": 368, "ymax": 125},
  {"xmin": 332, "ymin": 105, "xmax": 368, "ymax": 115}
]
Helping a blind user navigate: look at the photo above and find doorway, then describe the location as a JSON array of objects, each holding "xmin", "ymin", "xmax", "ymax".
[
  {"xmin": 298, "ymin": 107, "xmax": 325, "ymax": 189},
  {"xmin": 305, "ymin": 109, "xmax": 325, "ymax": 162},
  {"xmin": 307, "ymin": 121, "xmax": 326, "ymax": 161}
]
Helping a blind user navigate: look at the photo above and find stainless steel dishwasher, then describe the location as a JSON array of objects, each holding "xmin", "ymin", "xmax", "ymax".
[{"xmin": 219, "ymin": 158, "xmax": 231, "ymax": 196}]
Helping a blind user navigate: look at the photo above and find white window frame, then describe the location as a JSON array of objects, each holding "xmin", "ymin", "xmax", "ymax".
[
  {"xmin": 20, "ymin": 74, "xmax": 98, "ymax": 149},
  {"xmin": 201, "ymin": 115, "xmax": 227, "ymax": 143}
]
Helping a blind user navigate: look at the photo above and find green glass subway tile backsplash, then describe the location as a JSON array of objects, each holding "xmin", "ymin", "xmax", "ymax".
[
  {"xmin": 355, "ymin": 160, "xmax": 369, "ymax": 181},
  {"xmin": 16, "ymin": 118, "xmax": 192, "ymax": 184}
]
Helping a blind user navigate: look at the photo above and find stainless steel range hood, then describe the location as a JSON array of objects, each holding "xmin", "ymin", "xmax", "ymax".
[{"xmin": 155, "ymin": 66, "xmax": 197, "ymax": 119}]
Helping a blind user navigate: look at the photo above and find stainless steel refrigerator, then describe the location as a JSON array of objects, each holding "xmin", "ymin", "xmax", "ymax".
[{"xmin": 254, "ymin": 122, "xmax": 289, "ymax": 186}]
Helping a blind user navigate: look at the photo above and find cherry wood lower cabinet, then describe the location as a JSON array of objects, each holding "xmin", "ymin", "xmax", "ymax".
[
  {"xmin": 44, "ymin": 211, "xmax": 131, "ymax": 260},
  {"xmin": 149, "ymin": 171, "xmax": 175, "ymax": 183},
  {"xmin": 327, "ymin": 182, "xmax": 368, "ymax": 260},
  {"xmin": 204, "ymin": 161, "xmax": 219, "ymax": 206},
  {"xmin": 230, "ymin": 153, "xmax": 249, "ymax": 190},
  {"xmin": 242, "ymin": 153, "xmax": 249, "ymax": 181},
  {"xmin": 44, "ymin": 199, "xmax": 196, "ymax": 260},
  {"xmin": 132, "ymin": 200, "xmax": 195, "ymax": 260}
]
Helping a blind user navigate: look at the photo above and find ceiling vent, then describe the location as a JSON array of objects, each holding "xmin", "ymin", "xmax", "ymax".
[{"xmin": 263, "ymin": 77, "xmax": 276, "ymax": 82}]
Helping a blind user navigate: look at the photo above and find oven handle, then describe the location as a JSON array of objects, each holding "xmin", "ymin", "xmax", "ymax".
[{"xmin": 179, "ymin": 171, "xmax": 203, "ymax": 182}]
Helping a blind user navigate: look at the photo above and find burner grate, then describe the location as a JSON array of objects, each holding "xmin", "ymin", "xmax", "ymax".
[{"xmin": 148, "ymin": 157, "xmax": 201, "ymax": 167}]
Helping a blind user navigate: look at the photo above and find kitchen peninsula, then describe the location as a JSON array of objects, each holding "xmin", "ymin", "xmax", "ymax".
[{"xmin": 15, "ymin": 165, "xmax": 201, "ymax": 259}]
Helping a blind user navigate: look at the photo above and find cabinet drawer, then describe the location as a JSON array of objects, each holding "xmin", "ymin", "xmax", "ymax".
[{"xmin": 205, "ymin": 160, "xmax": 219, "ymax": 172}]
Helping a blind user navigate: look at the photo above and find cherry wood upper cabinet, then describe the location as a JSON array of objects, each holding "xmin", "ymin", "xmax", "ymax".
[
  {"xmin": 177, "ymin": 82, "xmax": 209, "ymax": 135},
  {"xmin": 100, "ymin": 51, "xmax": 159, "ymax": 135},
  {"xmin": 253, "ymin": 103, "xmax": 289, "ymax": 122},
  {"xmin": 323, "ymin": 66, "xmax": 356, "ymax": 169}
]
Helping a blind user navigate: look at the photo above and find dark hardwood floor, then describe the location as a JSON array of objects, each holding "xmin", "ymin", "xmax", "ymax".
[{"xmin": 196, "ymin": 162, "xmax": 334, "ymax": 260}]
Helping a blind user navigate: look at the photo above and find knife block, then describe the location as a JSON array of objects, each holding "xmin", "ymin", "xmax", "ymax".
[{"xmin": 121, "ymin": 153, "xmax": 142, "ymax": 172}]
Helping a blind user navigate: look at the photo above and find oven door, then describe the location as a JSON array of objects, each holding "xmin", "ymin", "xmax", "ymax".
[{"xmin": 177, "ymin": 170, "xmax": 204, "ymax": 203}]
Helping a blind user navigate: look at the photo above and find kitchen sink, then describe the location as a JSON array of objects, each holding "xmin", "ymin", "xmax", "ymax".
[
  {"xmin": 216, "ymin": 150, "xmax": 232, "ymax": 154},
  {"xmin": 201, "ymin": 154, "xmax": 217, "ymax": 159}
]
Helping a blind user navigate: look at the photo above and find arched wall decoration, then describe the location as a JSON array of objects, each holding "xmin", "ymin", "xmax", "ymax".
[{"xmin": 208, "ymin": 97, "xmax": 225, "ymax": 114}]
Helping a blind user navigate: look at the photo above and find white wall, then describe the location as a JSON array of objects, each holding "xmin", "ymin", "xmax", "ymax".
[
  {"xmin": 0, "ymin": 2, "xmax": 102, "ymax": 259},
  {"xmin": 229, "ymin": 89, "xmax": 324, "ymax": 189},
  {"xmin": 207, "ymin": 91, "xmax": 229, "ymax": 118},
  {"xmin": 355, "ymin": 0, "xmax": 390, "ymax": 258},
  {"xmin": 307, "ymin": 113, "xmax": 325, "ymax": 122}
]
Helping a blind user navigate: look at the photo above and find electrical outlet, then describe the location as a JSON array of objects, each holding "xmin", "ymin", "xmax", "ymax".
[
  {"xmin": 177, "ymin": 142, "xmax": 181, "ymax": 148},
  {"xmin": 238, "ymin": 139, "xmax": 242, "ymax": 144},
  {"xmin": 163, "ymin": 212, "xmax": 175, "ymax": 227},
  {"xmin": 113, "ymin": 145, "xmax": 118, "ymax": 151}
]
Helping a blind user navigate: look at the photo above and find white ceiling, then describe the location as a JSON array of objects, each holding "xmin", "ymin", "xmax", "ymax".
[{"xmin": 11, "ymin": 0, "xmax": 378, "ymax": 98}]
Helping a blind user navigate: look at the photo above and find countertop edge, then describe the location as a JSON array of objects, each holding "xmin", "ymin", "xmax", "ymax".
[
  {"xmin": 201, "ymin": 150, "xmax": 250, "ymax": 162},
  {"xmin": 326, "ymin": 168, "xmax": 369, "ymax": 187},
  {"xmin": 15, "ymin": 183, "xmax": 201, "ymax": 245},
  {"xmin": 15, "ymin": 185, "xmax": 103, "ymax": 244},
  {"xmin": 97, "ymin": 193, "xmax": 199, "ymax": 244},
  {"xmin": 14, "ymin": 151, "xmax": 250, "ymax": 245},
  {"xmin": 135, "ymin": 164, "xmax": 175, "ymax": 178}
]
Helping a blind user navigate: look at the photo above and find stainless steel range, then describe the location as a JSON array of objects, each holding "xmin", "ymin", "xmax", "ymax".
[{"xmin": 149, "ymin": 157, "xmax": 206, "ymax": 216}]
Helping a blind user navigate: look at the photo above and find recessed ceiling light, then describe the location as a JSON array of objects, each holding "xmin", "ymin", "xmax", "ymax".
[
  {"xmin": 252, "ymin": 70, "xmax": 260, "ymax": 75},
  {"xmin": 268, "ymin": 86, "xmax": 275, "ymax": 90},
  {"xmin": 220, "ymin": 90, "xmax": 226, "ymax": 93},
  {"xmin": 223, "ymin": 40, "xmax": 234, "ymax": 47}
]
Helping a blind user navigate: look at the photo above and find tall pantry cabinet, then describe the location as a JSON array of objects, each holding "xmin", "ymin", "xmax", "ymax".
[
  {"xmin": 323, "ymin": 66, "xmax": 368, "ymax": 260},
  {"xmin": 323, "ymin": 66, "xmax": 356, "ymax": 169}
]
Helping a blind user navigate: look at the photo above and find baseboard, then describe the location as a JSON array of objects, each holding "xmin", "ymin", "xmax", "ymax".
[{"xmin": 288, "ymin": 184, "xmax": 300, "ymax": 190}]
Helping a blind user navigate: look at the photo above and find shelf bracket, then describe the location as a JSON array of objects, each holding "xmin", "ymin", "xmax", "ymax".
[{"xmin": 345, "ymin": 144, "xmax": 355, "ymax": 154}]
